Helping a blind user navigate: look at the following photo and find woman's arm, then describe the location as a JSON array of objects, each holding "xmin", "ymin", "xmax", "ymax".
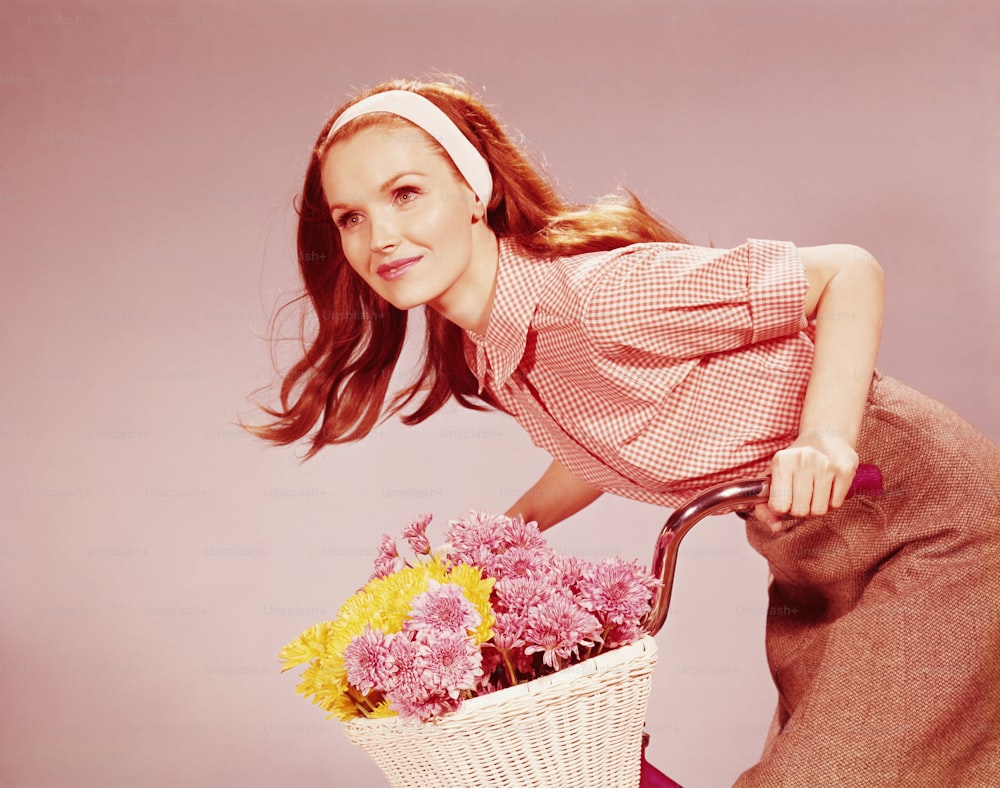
[
  {"xmin": 505, "ymin": 459, "xmax": 603, "ymax": 531},
  {"xmin": 756, "ymin": 243, "xmax": 886, "ymax": 529}
]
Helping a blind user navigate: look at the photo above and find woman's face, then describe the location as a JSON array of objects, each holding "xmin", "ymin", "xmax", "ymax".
[{"xmin": 321, "ymin": 122, "xmax": 493, "ymax": 324}]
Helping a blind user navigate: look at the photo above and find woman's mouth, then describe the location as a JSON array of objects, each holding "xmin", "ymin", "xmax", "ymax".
[{"xmin": 377, "ymin": 256, "xmax": 422, "ymax": 281}]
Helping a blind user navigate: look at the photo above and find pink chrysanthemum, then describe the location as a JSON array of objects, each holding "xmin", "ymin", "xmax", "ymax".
[
  {"xmin": 393, "ymin": 690, "xmax": 461, "ymax": 722},
  {"xmin": 444, "ymin": 510, "xmax": 519, "ymax": 571},
  {"xmin": 446, "ymin": 513, "xmax": 556, "ymax": 582},
  {"xmin": 415, "ymin": 632, "xmax": 483, "ymax": 698},
  {"xmin": 494, "ymin": 545, "xmax": 552, "ymax": 580},
  {"xmin": 382, "ymin": 633, "xmax": 430, "ymax": 720},
  {"xmin": 404, "ymin": 581, "xmax": 481, "ymax": 636},
  {"xmin": 446, "ymin": 511, "xmax": 505, "ymax": 552},
  {"xmin": 383, "ymin": 630, "xmax": 418, "ymax": 679},
  {"xmin": 523, "ymin": 593, "xmax": 602, "ymax": 669},
  {"xmin": 602, "ymin": 620, "xmax": 644, "ymax": 649},
  {"xmin": 495, "ymin": 575, "xmax": 554, "ymax": 616},
  {"xmin": 577, "ymin": 557, "xmax": 659, "ymax": 626},
  {"xmin": 496, "ymin": 516, "xmax": 547, "ymax": 552},
  {"xmin": 491, "ymin": 610, "xmax": 527, "ymax": 651},
  {"xmin": 549, "ymin": 554, "xmax": 589, "ymax": 592},
  {"xmin": 370, "ymin": 534, "xmax": 407, "ymax": 580},
  {"xmin": 382, "ymin": 631, "xmax": 482, "ymax": 721},
  {"xmin": 343, "ymin": 626, "xmax": 391, "ymax": 694},
  {"xmin": 401, "ymin": 513, "xmax": 432, "ymax": 555},
  {"xmin": 376, "ymin": 533, "xmax": 399, "ymax": 560}
]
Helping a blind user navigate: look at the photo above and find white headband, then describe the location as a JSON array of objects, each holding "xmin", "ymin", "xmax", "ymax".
[{"xmin": 326, "ymin": 89, "xmax": 493, "ymax": 209}]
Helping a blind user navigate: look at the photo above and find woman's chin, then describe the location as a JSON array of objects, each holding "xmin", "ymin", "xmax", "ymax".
[{"xmin": 381, "ymin": 292, "xmax": 429, "ymax": 312}]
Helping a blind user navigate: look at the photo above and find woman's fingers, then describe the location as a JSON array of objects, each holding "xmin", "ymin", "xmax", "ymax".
[
  {"xmin": 829, "ymin": 465, "xmax": 855, "ymax": 509},
  {"xmin": 763, "ymin": 440, "xmax": 859, "ymax": 532}
]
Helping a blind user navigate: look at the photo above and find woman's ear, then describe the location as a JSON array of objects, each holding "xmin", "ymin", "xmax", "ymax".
[{"xmin": 471, "ymin": 194, "xmax": 487, "ymax": 222}]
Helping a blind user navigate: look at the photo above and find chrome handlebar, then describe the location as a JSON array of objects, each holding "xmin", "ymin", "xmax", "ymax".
[{"xmin": 642, "ymin": 464, "xmax": 883, "ymax": 636}]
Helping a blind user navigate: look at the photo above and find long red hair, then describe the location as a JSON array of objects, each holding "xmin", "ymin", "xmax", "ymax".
[{"xmin": 249, "ymin": 76, "xmax": 687, "ymax": 457}]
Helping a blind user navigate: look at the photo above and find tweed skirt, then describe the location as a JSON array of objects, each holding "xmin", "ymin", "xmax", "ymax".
[{"xmin": 734, "ymin": 373, "xmax": 1000, "ymax": 787}]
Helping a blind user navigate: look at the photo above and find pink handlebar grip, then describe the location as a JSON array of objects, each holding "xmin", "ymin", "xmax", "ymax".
[{"xmin": 846, "ymin": 463, "xmax": 883, "ymax": 500}]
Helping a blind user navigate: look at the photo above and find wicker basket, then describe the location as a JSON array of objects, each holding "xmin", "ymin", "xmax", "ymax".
[{"xmin": 342, "ymin": 636, "xmax": 658, "ymax": 788}]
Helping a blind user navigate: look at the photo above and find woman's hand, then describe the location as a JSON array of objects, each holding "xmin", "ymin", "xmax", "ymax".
[{"xmin": 754, "ymin": 434, "xmax": 860, "ymax": 531}]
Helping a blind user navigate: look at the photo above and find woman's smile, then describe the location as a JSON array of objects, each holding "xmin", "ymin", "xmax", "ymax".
[{"xmin": 377, "ymin": 255, "xmax": 423, "ymax": 281}]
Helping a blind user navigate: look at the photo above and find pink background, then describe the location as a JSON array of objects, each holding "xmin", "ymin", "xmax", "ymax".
[{"xmin": 1, "ymin": 1, "xmax": 996, "ymax": 786}]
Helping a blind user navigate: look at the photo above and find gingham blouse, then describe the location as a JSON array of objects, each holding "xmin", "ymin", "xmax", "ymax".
[{"xmin": 465, "ymin": 237, "xmax": 815, "ymax": 508}]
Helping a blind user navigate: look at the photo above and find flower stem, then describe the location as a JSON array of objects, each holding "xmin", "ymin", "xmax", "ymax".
[
  {"xmin": 500, "ymin": 648, "xmax": 518, "ymax": 686},
  {"xmin": 348, "ymin": 686, "xmax": 378, "ymax": 715}
]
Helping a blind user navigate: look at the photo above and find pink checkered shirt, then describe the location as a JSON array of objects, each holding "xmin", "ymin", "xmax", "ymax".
[{"xmin": 465, "ymin": 237, "xmax": 815, "ymax": 508}]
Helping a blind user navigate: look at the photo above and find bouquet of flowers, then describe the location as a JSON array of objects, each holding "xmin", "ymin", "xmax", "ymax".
[{"xmin": 280, "ymin": 511, "xmax": 660, "ymax": 724}]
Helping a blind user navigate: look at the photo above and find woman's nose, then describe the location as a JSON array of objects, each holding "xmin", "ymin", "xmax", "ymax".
[{"xmin": 368, "ymin": 213, "xmax": 399, "ymax": 252}]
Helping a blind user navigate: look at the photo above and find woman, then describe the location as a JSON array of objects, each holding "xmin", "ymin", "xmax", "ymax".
[{"xmin": 251, "ymin": 77, "xmax": 1000, "ymax": 785}]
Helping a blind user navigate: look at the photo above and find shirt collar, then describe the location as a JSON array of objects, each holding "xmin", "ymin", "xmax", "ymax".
[{"xmin": 466, "ymin": 236, "xmax": 548, "ymax": 392}]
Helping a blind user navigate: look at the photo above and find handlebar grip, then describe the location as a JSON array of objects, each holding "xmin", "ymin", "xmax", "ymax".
[
  {"xmin": 642, "ymin": 464, "xmax": 883, "ymax": 636},
  {"xmin": 846, "ymin": 463, "xmax": 883, "ymax": 500}
]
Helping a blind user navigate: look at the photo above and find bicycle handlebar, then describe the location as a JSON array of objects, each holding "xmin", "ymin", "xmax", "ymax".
[{"xmin": 641, "ymin": 464, "xmax": 883, "ymax": 636}]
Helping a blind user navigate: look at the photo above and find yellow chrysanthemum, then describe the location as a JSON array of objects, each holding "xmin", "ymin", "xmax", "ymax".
[
  {"xmin": 367, "ymin": 699, "xmax": 395, "ymax": 719},
  {"xmin": 366, "ymin": 563, "xmax": 436, "ymax": 633},
  {"xmin": 279, "ymin": 620, "xmax": 339, "ymax": 672},
  {"xmin": 326, "ymin": 689, "xmax": 363, "ymax": 721},
  {"xmin": 426, "ymin": 558, "xmax": 451, "ymax": 583}
]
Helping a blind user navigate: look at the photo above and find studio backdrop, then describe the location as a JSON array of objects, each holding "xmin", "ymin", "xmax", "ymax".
[{"xmin": 1, "ymin": 1, "xmax": 996, "ymax": 786}]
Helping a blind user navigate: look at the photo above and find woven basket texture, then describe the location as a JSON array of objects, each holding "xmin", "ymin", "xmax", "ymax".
[{"xmin": 342, "ymin": 636, "xmax": 658, "ymax": 788}]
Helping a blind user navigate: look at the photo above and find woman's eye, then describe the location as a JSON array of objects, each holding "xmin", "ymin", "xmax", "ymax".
[
  {"xmin": 335, "ymin": 213, "xmax": 361, "ymax": 229},
  {"xmin": 395, "ymin": 187, "xmax": 419, "ymax": 204}
]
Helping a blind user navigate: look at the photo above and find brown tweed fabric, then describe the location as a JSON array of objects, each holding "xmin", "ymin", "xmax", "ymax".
[{"xmin": 735, "ymin": 373, "xmax": 1000, "ymax": 787}]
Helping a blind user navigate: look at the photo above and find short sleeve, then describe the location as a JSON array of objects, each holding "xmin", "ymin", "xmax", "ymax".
[
  {"xmin": 745, "ymin": 238, "xmax": 810, "ymax": 344},
  {"xmin": 583, "ymin": 239, "xmax": 809, "ymax": 360}
]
